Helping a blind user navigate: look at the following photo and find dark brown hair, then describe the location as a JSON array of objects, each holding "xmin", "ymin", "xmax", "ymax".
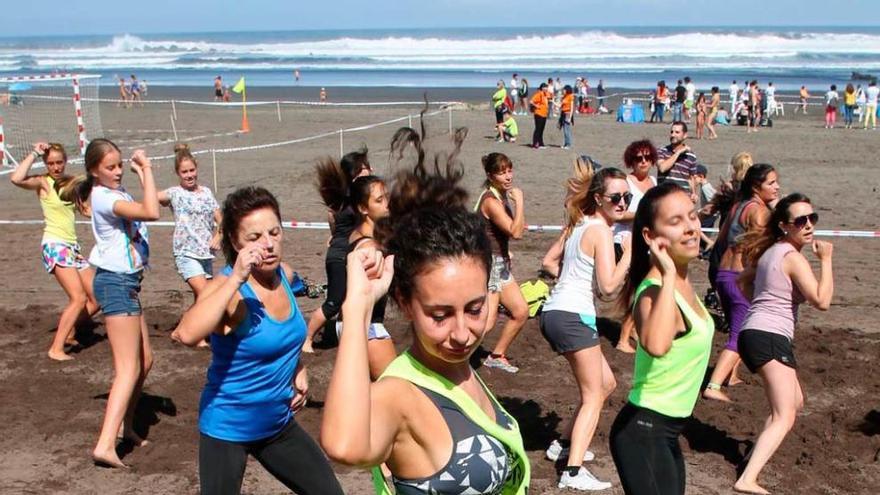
[
  {"xmin": 56, "ymin": 138, "xmax": 120, "ymax": 212},
  {"xmin": 622, "ymin": 139, "xmax": 657, "ymax": 169},
  {"xmin": 220, "ymin": 186, "xmax": 281, "ymax": 265}
]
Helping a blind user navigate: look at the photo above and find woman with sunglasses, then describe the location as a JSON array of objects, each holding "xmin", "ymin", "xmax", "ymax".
[
  {"xmin": 733, "ymin": 194, "xmax": 833, "ymax": 495},
  {"xmin": 704, "ymin": 164, "xmax": 779, "ymax": 402},
  {"xmin": 613, "ymin": 140, "xmax": 658, "ymax": 353},
  {"xmin": 10, "ymin": 142, "xmax": 100, "ymax": 361},
  {"xmin": 303, "ymin": 148, "xmax": 372, "ymax": 353},
  {"xmin": 539, "ymin": 159, "xmax": 630, "ymax": 491}
]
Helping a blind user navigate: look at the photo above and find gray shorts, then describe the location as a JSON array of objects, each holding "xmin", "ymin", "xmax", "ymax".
[
  {"xmin": 488, "ymin": 255, "xmax": 513, "ymax": 293},
  {"xmin": 539, "ymin": 310, "xmax": 599, "ymax": 354}
]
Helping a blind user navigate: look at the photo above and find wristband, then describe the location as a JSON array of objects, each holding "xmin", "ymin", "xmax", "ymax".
[{"xmin": 31, "ymin": 150, "xmax": 41, "ymax": 160}]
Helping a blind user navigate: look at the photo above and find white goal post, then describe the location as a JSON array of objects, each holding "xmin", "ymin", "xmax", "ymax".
[{"xmin": 0, "ymin": 73, "xmax": 102, "ymax": 167}]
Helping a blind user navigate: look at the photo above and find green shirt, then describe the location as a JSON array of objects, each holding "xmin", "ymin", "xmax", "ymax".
[
  {"xmin": 492, "ymin": 87, "xmax": 507, "ymax": 108},
  {"xmin": 504, "ymin": 117, "xmax": 518, "ymax": 136},
  {"xmin": 628, "ymin": 278, "xmax": 713, "ymax": 418}
]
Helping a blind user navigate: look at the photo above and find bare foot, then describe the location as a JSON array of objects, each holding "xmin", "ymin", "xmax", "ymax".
[
  {"xmin": 65, "ymin": 337, "xmax": 81, "ymax": 346},
  {"xmin": 728, "ymin": 376, "xmax": 744, "ymax": 387},
  {"xmin": 703, "ymin": 387, "xmax": 732, "ymax": 402},
  {"xmin": 302, "ymin": 341, "xmax": 315, "ymax": 354},
  {"xmin": 196, "ymin": 339, "xmax": 210, "ymax": 349},
  {"xmin": 47, "ymin": 350, "xmax": 74, "ymax": 361},
  {"xmin": 92, "ymin": 449, "xmax": 128, "ymax": 469},
  {"xmin": 616, "ymin": 343, "xmax": 636, "ymax": 354},
  {"xmin": 733, "ymin": 480, "xmax": 770, "ymax": 494}
]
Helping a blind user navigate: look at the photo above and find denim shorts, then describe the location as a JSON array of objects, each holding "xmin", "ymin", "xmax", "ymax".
[
  {"xmin": 488, "ymin": 255, "xmax": 513, "ymax": 293},
  {"xmin": 175, "ymin": 255, "xmax": 214, "ymax": 282},
  {"xmin": 94, "ymin": 268, "xmax": 144, "ymax": 317}
]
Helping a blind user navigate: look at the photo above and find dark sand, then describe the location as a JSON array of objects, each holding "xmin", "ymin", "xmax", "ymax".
[{"xmin": 1, "ymin": 86, "xmax": 879, "ymax": 494}]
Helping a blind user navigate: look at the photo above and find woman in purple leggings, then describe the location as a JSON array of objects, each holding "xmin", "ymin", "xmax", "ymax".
[{"xmin": 703, "ymin": 164, "xmax": 779, "ymax": 402}]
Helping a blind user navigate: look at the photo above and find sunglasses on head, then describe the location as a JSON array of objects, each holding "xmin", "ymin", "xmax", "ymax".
[
  {"xmin": 605, "ymin": 192, "xmax": 634, "ymax": 205},
  {"xmin": 788, "ymin": 212, "xmax": 818, "ymax": 228}
]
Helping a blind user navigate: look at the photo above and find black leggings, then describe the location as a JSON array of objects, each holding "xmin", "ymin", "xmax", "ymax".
[
  {"xmin": 609, "ymin": 403, "xmax": 688, "ymax": 495},
  {"xmin": 321, "ymin": 253, "xmax": 347, "ymax": 319},
  {"xmin": 199, "ymin": 420, "xmax": 343, "ymax": 495},
  {"xmin": 532, "ymin": 115, "xmax": 547, "ymax": 147}
]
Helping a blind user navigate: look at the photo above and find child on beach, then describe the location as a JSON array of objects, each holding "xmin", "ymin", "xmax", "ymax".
[{"xmin": 500, "ymin": 107, "xmax": 518, "ymax": 142}]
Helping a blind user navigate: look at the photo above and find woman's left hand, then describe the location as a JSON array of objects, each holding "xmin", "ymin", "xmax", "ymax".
[
  {"xmin": 290, "ymin": 365, "xmax": 308, "ymax": 412},
  {"xmin": 210, "ymin": 232, "xmax": 222, "ymax": 252}
]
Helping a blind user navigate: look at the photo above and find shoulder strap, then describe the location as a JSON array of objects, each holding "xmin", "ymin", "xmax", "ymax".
[{"xmin": 371, "ymin": 351, "xmax": 530, "ymax": 495}]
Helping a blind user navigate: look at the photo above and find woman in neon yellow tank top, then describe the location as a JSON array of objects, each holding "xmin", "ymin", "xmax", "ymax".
[
  {"xmin": 609, "ymin": 182, "xmax": 713, "ymax": 495},
  {"xmin": 322, "ymin": 128, "xmax": 530, "ymax": 495},
  {"xmin": 9, "ymin": 142, "xmax": 99, "ymax": 361}
]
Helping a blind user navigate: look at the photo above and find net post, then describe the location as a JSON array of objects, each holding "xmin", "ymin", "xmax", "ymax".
[
  {"xmin": 339, "ymin": 129, "xmax": 344, "ymax": 158},
  {"xmin": 72, "ymin": 76, "xmax": 87, "ymax": 155},
  {"xmin": 0, "ymin": 118, "xmax": 7, "ymax": 167},
  {"xmin": 171, "ymin": 100, "xmax": 178, "ymax": 121},
  {"xmin": 212, "ymin": 149, "xmax": 218, "ymax": 193},
  {"xmin": 276, "ymin": 101, "xmax": 282, "ymax": 122},
  {"xmin": 448, "ymin": 106, "xmax": 453, "ymax": 134},
  {"xmin": 170, "ymin": 114, "xmax": 179, "ymax": 142}
]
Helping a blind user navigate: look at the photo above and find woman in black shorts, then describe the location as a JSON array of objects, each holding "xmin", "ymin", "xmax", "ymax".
[{"xmin": 733, "ymin": 193, "xmax": 834, "ymax": 495}]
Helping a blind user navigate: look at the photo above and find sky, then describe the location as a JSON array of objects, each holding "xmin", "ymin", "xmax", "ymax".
[{"xmin": 3, "ymin": 0, "xmax": 879, "ymax": 37}]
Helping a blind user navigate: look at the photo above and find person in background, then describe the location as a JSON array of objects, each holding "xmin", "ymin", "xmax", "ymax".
[
  {"xmin": 597, "ymin": 79, "xmax": 607, "ymax": 113},
  {"xmin": 651, "ymin": 81, "xmax": 667, "ymax": 123},
  {"xmin": 695, "ymin": 93, "xmax": 707, "ymax": 140},
  {"xmin": 683, "ymin": 76, "xmax": 696, "ymax": 121},
  {"xmin": 824, "ymin": 84, "xmax": 839, "ymax": 129},
  {"xmin": 214, "ymin": 76, "xmax": 223, "ymax": 101},
  {"xmin": 119, "ymin": 78, "xmax": 130, "ymax": 108},
  {"xmin": 129, "ymin": 75, "xmax": 142, "ymax": 107},
  {"xmin": 531, "ymin": 83, "xmax": 550, "ymax": 149},
  {"xmin": 765, "ymin": 82, "xmax": 776, "ymax": 116},
  {"xmin": 693, "ymin": 164, "xmax": 717, "ymax": 252},
  {"xmin": 672, "ymin": 80, "xmax": 686, "ymax": 122},
  {"xmin": 843, "ymin": 83, "xmax": 857, "ymax": 129},
  {"xmin": 559, "ymin": 85, "xmax": 575, "ymax": 149},
  {"xmin": 796, "ymin": 85, "xmax": 810, "ymax": 114},
  {"xmin": 547, "ymin": 77, "xmax": 557, "ymax": 117},
  {"xmin": 729, "ymin": 80, "xmax": 739, "ymax": 115},
  {"xmin": 707, "ymin": 87, "xmax": 720, "ymax": 139},
  {"xmin": 856, "ymin": 84, "xmax": 867, "ymax": 124},
  {"xmin": 517, "ymin": 77, "xmax": 530, "ymax": 115},
  {"xmin": 501, "ymin": 107, "xmax": 519, "ymax": 142},
  {"xmin": 510, "ymin": 73, "xmax": 520, "ymax": 113},
  {"xmin": 320, "ymin": 87, "xmax": 327, "ymax": 104},
  {"xmin": 492, "ymin": 80, "xmax": 508, "ymax": 132},
  {"xmin": 864, "ymin": 80, "xmax": 878, "ymax": 130},
  {"xmin": 656, "ymin": 121, "xmax": 698, "ymax": 198}
]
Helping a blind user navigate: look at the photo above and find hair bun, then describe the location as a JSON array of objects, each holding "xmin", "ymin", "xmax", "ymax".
[{"xmin": 173, "ymin": 142, "xmax": 190, "ymax": 154}]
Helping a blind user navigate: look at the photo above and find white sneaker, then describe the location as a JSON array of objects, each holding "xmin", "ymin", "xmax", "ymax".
[
  {"xmin": 558, "ymin": 467, "xmax": 612, "ymax": 491},
  {"xmin": 546, "ymin": 439, "xmax": 595, "ymax": 462},
  {"xmin": 483, "ymin": 355, "xmax": 519, "ymax": 373}
]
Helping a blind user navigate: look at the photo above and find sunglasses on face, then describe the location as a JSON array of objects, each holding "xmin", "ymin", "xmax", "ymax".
[
  {"xmin": 605, "ymin": 192, "xmax": 634, "ymax": 206},
  {"xmin": 635, "ymin": 154, "xmax": 651, "ymax": 163},
  {"xmin": 788, "ymin": 212, "xmax": 818, "ymax": 229}
]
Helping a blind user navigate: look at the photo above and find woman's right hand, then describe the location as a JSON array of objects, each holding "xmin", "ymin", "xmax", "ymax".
[
  {"xmin": 231, "ymin": 242, "xmax": 269, "ymax": 285},
  {"xmin": 648, "ymin": 237, "xmax": 676, "ymax": 277},
  {"xmin": 32, "ymin": 142, "xmax": 49, "ymax": 155},
  {"xmin": 508, "ymin": 187, "xmax": 524, "ymax": 205},
  {"xmin": 346, "ymin": 247, "xmax": 394, "ymax": 305},
  {"xmin": 813, "ymin": 240, "xmax": 833, "ymax": 261},
  {"xmin": 129, "ymin": 149, "xmax": 152, "ymax": 177}
]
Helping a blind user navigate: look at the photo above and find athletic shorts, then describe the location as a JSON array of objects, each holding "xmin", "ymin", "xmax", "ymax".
[
  {"xmin": 175, "ymin": 255, "xmax": 214, "ymax": 282},
  {"xmin": 335, "ymin": 321, "xmax": 391, "ymax": 341},
  {"xmin": 495, "ymin": 107, "xmax": 505, "ymax": 124},
  {"xmin": 94, "ymin": 268, "xmax": 143, "ymax": 317},
  {"xmin": 685, "ymin": 99, "xmax": 694, "ymax": 110},
  {"xmin": 738, "ymin": 329, "xmax": 797, "ymax": 373},
  {"xmin": 215, "ymin": 89, "xmax": 223, "ymax": 98},
  {"xmin": 539, "ymin": 310, "xmax": 599, "ymax": 354},
  {"xmin": 41, "ymin": 240, "xmax": 89, "ymax": 273},
  {"xmin": 488, "ymin": 255, "xmax": 513, "ymax": 293}
]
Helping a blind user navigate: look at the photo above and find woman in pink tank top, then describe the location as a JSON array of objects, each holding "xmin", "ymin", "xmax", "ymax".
[{"xmin": 732, "ymin": 193, "xmax": 834, "ymax": 495}]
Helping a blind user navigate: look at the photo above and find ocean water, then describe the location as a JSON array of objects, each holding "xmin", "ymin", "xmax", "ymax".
[{"xmin": 0, "ymin": 27, "xmax": 878, "ymax": 90}]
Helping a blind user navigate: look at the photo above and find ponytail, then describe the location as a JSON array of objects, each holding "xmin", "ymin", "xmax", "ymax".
[
  {"xmin": 739, "ymin": 193, "xmax": 811, "ymax": 268},
  {"xmin": 562, "ymin": 158, "xmax": 626, "ymax": 238},
  {"xmin": 54, "ymin": 138, "xmax": 120, "ymax": 213}
]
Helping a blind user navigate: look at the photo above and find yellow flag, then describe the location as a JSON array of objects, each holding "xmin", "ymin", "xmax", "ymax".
[{"xmin": 232, "ymin": 77, "xmax": 245, "ymax": 94}]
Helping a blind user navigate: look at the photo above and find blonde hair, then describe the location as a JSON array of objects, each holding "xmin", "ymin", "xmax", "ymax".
[
  {"xmin": 173, "ymin": 142, "xmax": 197, "ymax": 173},
  {"xmin": 729, "ymin": 152, "xmax": 754, "ymax": 183},
  {"xmin": 562, "ymin": 158, "xmax": 628, "ymax": 238}
]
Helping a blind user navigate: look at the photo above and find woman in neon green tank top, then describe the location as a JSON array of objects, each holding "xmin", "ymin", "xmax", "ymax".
[
  {"xmin": 9, "ymin": 142, "xmax": 99, "ymax": 361},
  {"xmin": 322, "ymin": 128, "xmax": 530, "ymax": 495},
  {"xmin": 609, "ymin": 182, "xmax": 713, "ymax": 495}
]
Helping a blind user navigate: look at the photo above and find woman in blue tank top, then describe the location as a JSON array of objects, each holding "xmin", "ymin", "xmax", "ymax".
[{"xmin": 174, "ymin": 187, "xmax": 342, "ymax": 495}]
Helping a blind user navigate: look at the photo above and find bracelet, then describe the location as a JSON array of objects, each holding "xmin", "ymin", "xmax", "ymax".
[{"xmin": 31, "ymin": 150, "xmax": 41, "ymax": 159}]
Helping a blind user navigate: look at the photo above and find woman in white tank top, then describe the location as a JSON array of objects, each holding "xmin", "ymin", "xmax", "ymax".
[{"xmin": 538, "ymin": 159, "xmax": 632, "ymax": 490}]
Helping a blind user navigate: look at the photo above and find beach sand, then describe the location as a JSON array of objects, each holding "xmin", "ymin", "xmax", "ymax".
[{"xmin": 1, "ymin": 87, "xmax": 879, "ymax": 494}]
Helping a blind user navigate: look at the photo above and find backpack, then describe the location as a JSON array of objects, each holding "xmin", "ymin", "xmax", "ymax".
[{"xmin": 519, "ymin": 280, "xmax": 550, "ymax": 318}]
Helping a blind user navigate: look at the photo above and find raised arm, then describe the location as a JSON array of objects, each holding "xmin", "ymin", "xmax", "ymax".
[
  {"xmin": 173, "ymin": 242, "xmax": 267, "ymax": 345},
  {"xmin": 786, "ymin": 241, "xmax": 833, "ymax": 311},
  {"xmin": 9, "ymin": 143, "xmax": 48, "ymax": 192},
  {"xmin": 634, "ymin": 239, "xmax": 679, "ymax": 357},
  {"xmin": 112, "ymin": 150, "xmax": 160, "ymax": 221},
  {"xmin": 589, "ymin": 225, "xmax": 631, "ymax": 297},
  {"xmin": 481, "ymin": 188, "xmax": 525, "ymax": 239},
  {"xmin": 322, "ymin": 247, "xmax": 400, "ymax": 466}
]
